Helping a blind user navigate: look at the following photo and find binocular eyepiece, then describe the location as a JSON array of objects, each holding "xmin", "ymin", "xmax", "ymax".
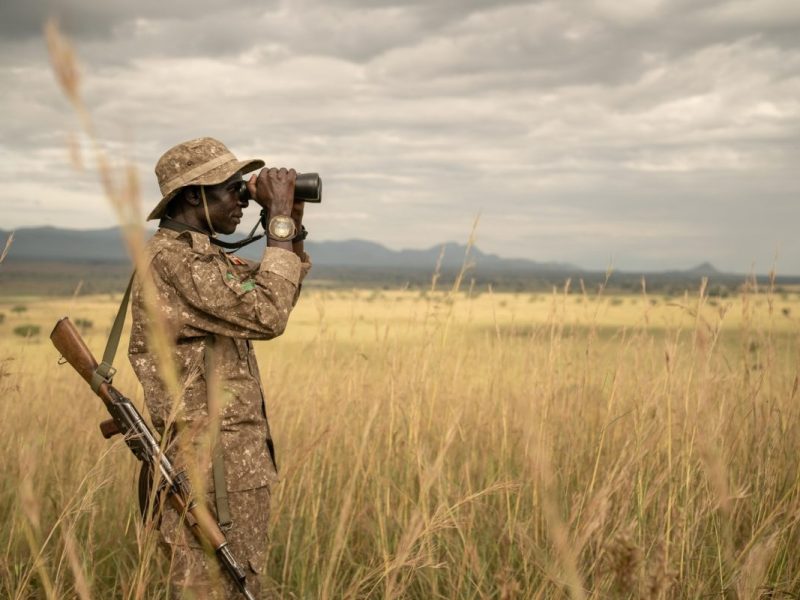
[{"xmin": 235, "ymin": 172, "xmax": 322, "ymax": 204}]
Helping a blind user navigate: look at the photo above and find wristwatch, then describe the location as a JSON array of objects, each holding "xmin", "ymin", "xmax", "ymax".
[{"xmin": 267, "ymin": 215, "xmax": 297, "ymax": 241}]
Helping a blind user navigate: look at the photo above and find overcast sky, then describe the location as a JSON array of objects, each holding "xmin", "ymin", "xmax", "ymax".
[{"xmin": 1, "ymin": 0, "xmax": 798, "ymax": 273}]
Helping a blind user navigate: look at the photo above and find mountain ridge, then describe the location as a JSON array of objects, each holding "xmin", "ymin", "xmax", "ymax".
[
  {"xmin": 0, "ymin": 226, "xmax": 578, "ymax": 273},
  {"xmin": 0, "ymin": 226, "xmax": 732, "ymax": 276}
]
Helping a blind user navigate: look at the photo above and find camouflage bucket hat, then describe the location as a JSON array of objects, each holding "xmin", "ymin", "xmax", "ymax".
[{"xmin": 148, "ymin": 137, "xmax": 265, "ymax": 221}]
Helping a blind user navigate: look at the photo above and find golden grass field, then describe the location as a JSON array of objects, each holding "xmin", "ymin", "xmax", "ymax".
[{"xmin": 2, "ymin": 282, "xmax": 800, "ymax": 599}]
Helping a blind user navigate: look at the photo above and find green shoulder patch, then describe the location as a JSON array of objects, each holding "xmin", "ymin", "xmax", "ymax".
[{"xmin": 241, "ymin": 279, "xmax": 256, "ymax": 292}]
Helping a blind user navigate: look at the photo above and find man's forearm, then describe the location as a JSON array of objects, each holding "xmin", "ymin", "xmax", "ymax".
[{"xmin": 268, "ymin": 238, "xmax": 293, "ymax": 252}]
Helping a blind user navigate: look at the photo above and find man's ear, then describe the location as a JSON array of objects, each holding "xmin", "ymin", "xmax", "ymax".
[{"xmin": 183, "ymin": 186, "xmax": 201, "ymax": 206}]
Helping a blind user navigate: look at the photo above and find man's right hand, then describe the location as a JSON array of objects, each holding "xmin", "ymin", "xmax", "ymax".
[{"xmin": 249, "ymin": 168, "xmax": 296, "ymax": 217}]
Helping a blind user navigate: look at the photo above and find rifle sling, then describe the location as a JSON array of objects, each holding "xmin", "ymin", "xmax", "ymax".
[
  {"xmin": 205, "ymin": 335, "xmax": 233, "ymax": 530},
  {"xmin": 91, "ymin": 273, "xmax": 134, "ymax": 393}
]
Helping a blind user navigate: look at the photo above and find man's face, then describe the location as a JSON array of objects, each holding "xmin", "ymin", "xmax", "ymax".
[{"xmin": 203, "ymin": 172, "xmax": 249, "ymax": 235}]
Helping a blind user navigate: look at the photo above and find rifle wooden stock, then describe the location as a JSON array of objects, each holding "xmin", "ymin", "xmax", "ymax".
[
  {"xmin": 50, "ymin": 317, "xmax": 114, "ymax": 408},
  {"xmin": 51, "ymin": 317, "xmax": 100, "ymax": 387}
]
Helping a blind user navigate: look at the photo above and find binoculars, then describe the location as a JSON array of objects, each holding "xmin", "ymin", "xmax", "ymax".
[{"xmin": 235, "ymin": 173, "xmax": 322, "ymax": 204}]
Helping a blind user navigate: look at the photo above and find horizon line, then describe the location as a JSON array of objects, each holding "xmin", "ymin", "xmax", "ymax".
[{"xmin": 2, "ymin": 225, "xmax": 799, "ymax": 279}]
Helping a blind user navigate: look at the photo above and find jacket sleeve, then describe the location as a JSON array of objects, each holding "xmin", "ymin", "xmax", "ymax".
[
  {"xmin": 153, "ymin": 243, "xmax": 304, "ymax": 340},
  {"xmin": 293, "ymin": 251, "xmax": 313, "ymax": 306}
]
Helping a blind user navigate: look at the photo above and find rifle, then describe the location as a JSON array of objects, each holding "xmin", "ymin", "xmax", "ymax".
[{"xmin": 50, "ymin": 317, "xmax": 256, "ymax": 600}]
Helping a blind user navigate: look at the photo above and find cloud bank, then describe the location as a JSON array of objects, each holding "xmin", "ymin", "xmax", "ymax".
[{"xmin": 1, "ymin": 0, "xmax": 798, "ymax": 272}]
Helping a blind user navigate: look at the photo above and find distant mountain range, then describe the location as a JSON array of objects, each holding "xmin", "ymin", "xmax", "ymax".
[
  {"xmin": 0, "ymin": 225, "xmax": 719, "ymax": 273},
  {"xmin": 0, "ymin": 226, "xmax": 577, "ymax": 272},
  {"xmin": 2, "ymin": 226, "xmax": 796, "ymax": 296}
]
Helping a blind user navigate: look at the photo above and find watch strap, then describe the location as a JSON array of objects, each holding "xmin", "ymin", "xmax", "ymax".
[{"xmin": 292, "ymin": 224, "xmax": 308, "ymax": 243}]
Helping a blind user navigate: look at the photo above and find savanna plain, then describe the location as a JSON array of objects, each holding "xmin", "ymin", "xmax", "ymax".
[{"xmin": 2, "ymin": 282, "xmax": 800, "ymax": 599}]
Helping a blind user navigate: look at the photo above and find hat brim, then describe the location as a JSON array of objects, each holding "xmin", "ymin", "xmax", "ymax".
[{"xmin": 147, "ymin": 158, "xmax": 265, "ymax": 221}]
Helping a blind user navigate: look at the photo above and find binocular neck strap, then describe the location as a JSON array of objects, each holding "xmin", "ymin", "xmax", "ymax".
[{"xmin": 159, "ymin": 213, "xmax": 268, "ymax": 251}]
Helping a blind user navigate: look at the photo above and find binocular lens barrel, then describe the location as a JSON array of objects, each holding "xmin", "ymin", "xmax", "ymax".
[
  {"xmin": 294, "ymin": 172, "xmax": 322, "ymax": 203},
  {"xmin": 236, "ymin": 172, "xmax": 322, "ymax": 203}
]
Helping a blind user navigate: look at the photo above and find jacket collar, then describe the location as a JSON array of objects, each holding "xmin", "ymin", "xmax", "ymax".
[{"xmin": 157, "ymin": 219, "xmax": 218, "ymax": 255}]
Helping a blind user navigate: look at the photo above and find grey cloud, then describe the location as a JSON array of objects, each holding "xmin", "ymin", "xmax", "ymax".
[
  {"xmin": 1, "ymin": 0, "xmax": 524, "ymax": 66},
  {"xmin": 1, "ymin": 0, "xmax": 799, "ymax": 273},
  {"xmin": 0, "ymin": 0, "xmax": 270, "ymax": 40}
]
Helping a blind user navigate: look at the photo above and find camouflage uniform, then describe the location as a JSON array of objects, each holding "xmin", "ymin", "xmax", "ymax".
[{"xmin": 128, "ymin": 227, "xmax": 310, "ymax": 599}]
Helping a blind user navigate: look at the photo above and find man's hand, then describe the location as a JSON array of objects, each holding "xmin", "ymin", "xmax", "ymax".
[{"xmin": 250, "ymin": 168, "xmax": 296, "ymax": 217}]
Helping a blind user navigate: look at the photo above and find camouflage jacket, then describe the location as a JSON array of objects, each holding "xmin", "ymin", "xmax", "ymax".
[{"xmin": 128, "ymin": 228, "xmax": 310, "ymax": 492}]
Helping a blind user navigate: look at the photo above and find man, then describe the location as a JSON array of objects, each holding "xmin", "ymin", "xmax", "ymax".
[{"xmin": 128, "ymin": 137, "xmax": 311, "ymax": 598}]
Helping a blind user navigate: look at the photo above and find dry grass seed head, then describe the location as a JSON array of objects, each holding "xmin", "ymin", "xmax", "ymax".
[
  {"xmin": 604, "ymin": 524, "xmax": 643, "ymax": 596},
  {"xmin": 44, "ymin": 20, "xmax": 81, "ymax": 106},
  {"xmin": 645, "ymin": 541, "xmax": 676, "ymax": 598}
]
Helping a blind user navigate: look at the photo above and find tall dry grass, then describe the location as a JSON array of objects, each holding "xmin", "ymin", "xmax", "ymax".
[{"xmin": 2, "ymin": 285, "xmax": 800, "ymax": 598}]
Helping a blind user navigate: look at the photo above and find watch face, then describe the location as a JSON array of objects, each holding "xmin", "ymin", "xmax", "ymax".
[{"xmin": 270, "ymin": 216, "xmax": 296, "ymax": 240}]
